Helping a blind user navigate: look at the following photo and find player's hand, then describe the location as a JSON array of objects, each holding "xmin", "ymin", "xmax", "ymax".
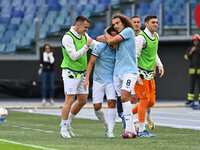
[
  {"xmin": 136, "ymin": 76, "xmax": 143, "ymax": 85},
  {"xmin": 84, "ymin": 79, "xmax": 89, "ymax": 91},
  {"xmin": 86, "ymin": 38, "xmax": 93, "ymax": 47},
  {"xmin": 104, "ymin": 26, "xmax": 110, "ymax": 34},
  {"xmin": 158, "ymin": 66, "xmax": 164, "ymax": 78}
]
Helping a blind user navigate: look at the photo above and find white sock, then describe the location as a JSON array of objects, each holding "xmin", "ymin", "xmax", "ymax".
[
  {"xmin": 60, "ymin": 120, "xmax": 67, "ymax": 127},
  {"xmin": 122, "ymin": 101, "xmax": 135, "ymax": 133},
  {"xmin": 146, "ymin": 108, "xmax": 151, "ymax": 119},
  {"xmin": 95, "ymin": 109, "xmax": 108, "ymax": 128},
  {"xmin": 139, "ymin": 122, "xmax": 146, "ymax": 132},
  {"xmin": 107, "ymin": 108, "xmax": 116, "ymax": 132},
  {"xmin": 66, "ymin": 112, "xmax": 75, "ymax": 125},
  {"xmin": 131, "ymin": 103, "xmax": 136, "ymax": 131}
]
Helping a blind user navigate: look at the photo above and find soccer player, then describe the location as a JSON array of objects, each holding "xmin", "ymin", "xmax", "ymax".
[
  {"xmin": 60, "ymin": 15, "xmax": 97, "ymax": 139},
  {"xmin": 132, "ymin": 15, "xmax": 164, "ymax": 137},
  {"xmin": 84, "ymin": 27, "xmax": 118, "ymax": 138},
  {"xmin": 104, "ymin": 13, "xmax": 142, "ymax": 138},
  {"xmin": 131, "ymin": 15, "xmax": 157, "ymax": 130}
]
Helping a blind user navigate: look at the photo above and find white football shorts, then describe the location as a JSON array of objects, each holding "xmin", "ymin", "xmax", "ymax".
[
  {"xmin": 114, "ymin": 74, "xmax": 137, "ymax": 96},
  {"xmin": 92, "ymin": 80, "xmax": 117, "ymax": 104},
  {"xmin": 62, "ymin": 69, "xmax": 88, "ymax": 95}
]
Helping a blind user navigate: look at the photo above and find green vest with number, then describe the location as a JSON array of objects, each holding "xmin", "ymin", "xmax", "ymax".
[
  {"xmin": 137, "ymin": 31, "xmax": 158, "ymax": 71},
  {"xmin": 61, "ymin": 31, "xmax": 87, "ymax": 71}
]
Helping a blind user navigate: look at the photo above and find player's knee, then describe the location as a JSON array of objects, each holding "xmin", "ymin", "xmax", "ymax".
[
  {"xmin": 148, "ymin": 101, "xmax": 155, "ymax": 107},
  {"xmin": 131, "ymin": 95, "xmax": 137, "ymax": 104},
  {"xmin": 79, "ymin": 99, "xmax": 87, "ymax": 106},
  {"xmin": 107, "ymin": 100, "xmax": 116, "ymax": 108},
  {"xmin": 93, "ymin": 104, "xmax": 102, "ymax": 111}
]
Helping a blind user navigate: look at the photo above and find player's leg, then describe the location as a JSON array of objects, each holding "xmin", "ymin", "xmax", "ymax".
[
  {"xmin": 147, "ymin": 79, "xmax": 156, "ymax": 130},
  {"xmin": 105, "ymin": 82, "xmax": 117, "ymax": 138},
  {"xmin": 60, "ymin": 94, "xmax": 76, "ymax": 138},
  {"xmin": 93, "ymin": 81, "xmax": 108, "ymax": 136},
  {"xmin": 120, "ymin": 74, "xmax": 137, "ymax": 138},
  {"xmin": 60, "ymin": 69, "xmax": 87, "ymax": 138},
  {"xmin": 134, "ymin": 80, "xmax": 156, "ymax": 137}
]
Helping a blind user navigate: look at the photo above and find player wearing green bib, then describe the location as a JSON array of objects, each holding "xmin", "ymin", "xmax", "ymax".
[
  {"xmin": 132, "ymin": 15, "xmax": 164, "ymax": 137},
  {"xmin": 60, "ymin": 15, "xmax": 97, "ymax": 139}
]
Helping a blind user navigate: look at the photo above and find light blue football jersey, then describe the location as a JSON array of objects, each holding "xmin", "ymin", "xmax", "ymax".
[
  {"xmin": 114, "ymin": 27, "xmax": 138, "ymax": 75},
  {"xmin": 92, "ymin": 43, "xmax": 116, "ymax": 83}
]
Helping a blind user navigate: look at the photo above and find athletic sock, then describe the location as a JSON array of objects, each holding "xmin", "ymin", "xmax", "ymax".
[
  {"xmin": 66, "ymin": 112, "xmax": 75, "ymax": 125},
  {"xmin": 95, "ymin": 109, "xmax": 108, "ymax": 128},
  {"xmin": 107, "ymin": 108, "xmax": 116, "ymax": 132},
  {"xmin": 146, "ymin": 108, "xmax": 151, "ymax": 119},
  {"xmin": 139, "ymin": 122, "xmax": 146, "ymax": 132},
  {"xmin": 122, "ymin": 101, "xmax": 135, "ymax": 133},
  {"xmin": 60, "ymin": 120, "xmax": 67, "ymax": 127}
]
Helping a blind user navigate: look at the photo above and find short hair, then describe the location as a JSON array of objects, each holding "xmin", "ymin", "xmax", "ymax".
[
  {"xmin": 75, "ymin": 15, "xmax": 90, "ymax": 23},
  {"xmin": 107, "ymin": 26, "xmax": 118, "ymax": 35},
  {"xmin": 144, "ymin": 15, "xmax": 157, "ymax": 23},
  {"xmin": 131, "ymin": 16, "xmax": 140, "ymax": 20}
]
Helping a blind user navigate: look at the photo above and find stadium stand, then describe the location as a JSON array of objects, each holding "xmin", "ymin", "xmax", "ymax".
[{"xmin": 0, "ymin": 0, "xmax": 199, "ymax": 54}]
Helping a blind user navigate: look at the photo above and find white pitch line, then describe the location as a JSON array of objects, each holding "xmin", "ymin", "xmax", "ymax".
[
  {"xmin": 0, "ymin": 139, "xmax": 58, "ymax": 150},
  {"xmin": 155, "ymin": 123, "xmax": 200, "ymax": 130},
  {"xmin": 153, "ymin": 116, "xmax": 200, "ymax": 123},
  {"xmin": 7, "ymin": 125, "xmax": 57, "ymax": 133}
]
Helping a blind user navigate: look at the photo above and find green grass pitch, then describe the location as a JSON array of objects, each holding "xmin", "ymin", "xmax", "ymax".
[{"xmin": 0, "ymin": 111, "xmax": 200, "ymax": 150}]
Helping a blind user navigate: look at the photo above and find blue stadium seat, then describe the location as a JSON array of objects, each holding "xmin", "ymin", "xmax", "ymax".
[
  {"xmin": 12, "ymin": 37, "xmax": 21, "ymax": 46},
  {"xmin": 67, "ymin": 0, "xmax": 79, "ymax": 6},
  {"xmin": 47, "ymin": 0, "xmax": 61, "ymax": 10},
  {"xmin": 4, "ymin": 44, "xmax": 17, "ymax": 53},
  {"xmin": 10, "ymin": 18, "xmax": 21, "ymax": 25},
  {"xmin": 49, "ymin": 24, "xmax": 61, "ymax": 34},
  {"xmin": 58, "ymin": 0, "xmax": 68, "ymax": 6},
  {"xmin": 124, "ymin": 9, "xmax": 132, "ymax": 18},
  {"xmin": 55, "ymin": 16, "xmax": 66, "ymax": 26},
  {"xmin": 90, "ymin": 0, "xmax": 99, "ymax": 5},
  {"xmin": 7, "ymin": 24, "xmax": 19, "ymax": 31},
  {"xmin": 82, "ymin": 10, "xmax": 92, "ymax": 18},
  {"xmin": 83, "ymin": 4, "xmax": 95, "ymax": 13},
  {"xmin": 12, "ymin": 10, "xmax": 24, "ymax": 19},
  {"xmin": 15, "ymin": 30, "xmax": 26, "ymax": 39},
  {"xmin": 11, "ymin": 0, "xmax": 23, "ymax": 7},
  {"xmin": 19, "ymin": 38, "xmax": 32, "ymax": 47},
  {"xmin": 79, "ymin": 0, "xmax": 89, "ymax": 5},
  {"xmin": 24, "ymin": 5, "xmax": 36, "ymax": 20},
  {"xmin": 93, "ymin": 4, "xmax": 107, "ymax": 14},
  {"xmin": 0, "ymin": 44, "xmax": 6, "ymax": 53},
  {"xmin": 64, "ymin": 16, "xmax": 71, "ymax": 27},
  {"xmin": 35, "ymin": 0, "xmax": 47, "ymax": 7},
  {"xmin": 23, "ymin": 0, "xmax": 34, "ymax": 7},
  {"xmin": 0, "ymin": 17, "xmax": 10, "ymax": 25},
  {"xmin": 110, "ymin": 0, "xmax": 120, "ymax": 6},
  {"xmin": 1, "ymin": 6, "xmax": 12, "ymax": 18},
  {"xmin": 26, "ymin": 29, "xmax": 36, "ymax": 41},
  {"xmin": 40, "ymin": 32, "xmax": 47, "ymax": 39},
  {"xmin": 0, "ymin": 32, "xmax": 4, "ymax": 39},
  {"xmin": 0, "ymin": 24, "xmax": 6, "ymax": 32},
  {"xmin": 99, "ymin": 0, "xmax": 110, "ymax": 6},
  {"xmin": 0, "ymin": 0, "xmax": 11, "ymax": 7}
]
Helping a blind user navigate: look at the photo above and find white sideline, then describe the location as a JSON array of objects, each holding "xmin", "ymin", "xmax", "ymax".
[{"xmin": 0, "ymin": 139, "xmax": 58, "ymax": 150}]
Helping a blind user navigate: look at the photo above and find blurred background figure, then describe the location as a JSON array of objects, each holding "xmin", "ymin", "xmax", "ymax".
[
  {"xmin": 184, "ymin": 34, "xmax": 200, "ymax": 106},
  {"xmin": 39, "ymin": 44, "xmax": 55, "ymax": 106}
]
